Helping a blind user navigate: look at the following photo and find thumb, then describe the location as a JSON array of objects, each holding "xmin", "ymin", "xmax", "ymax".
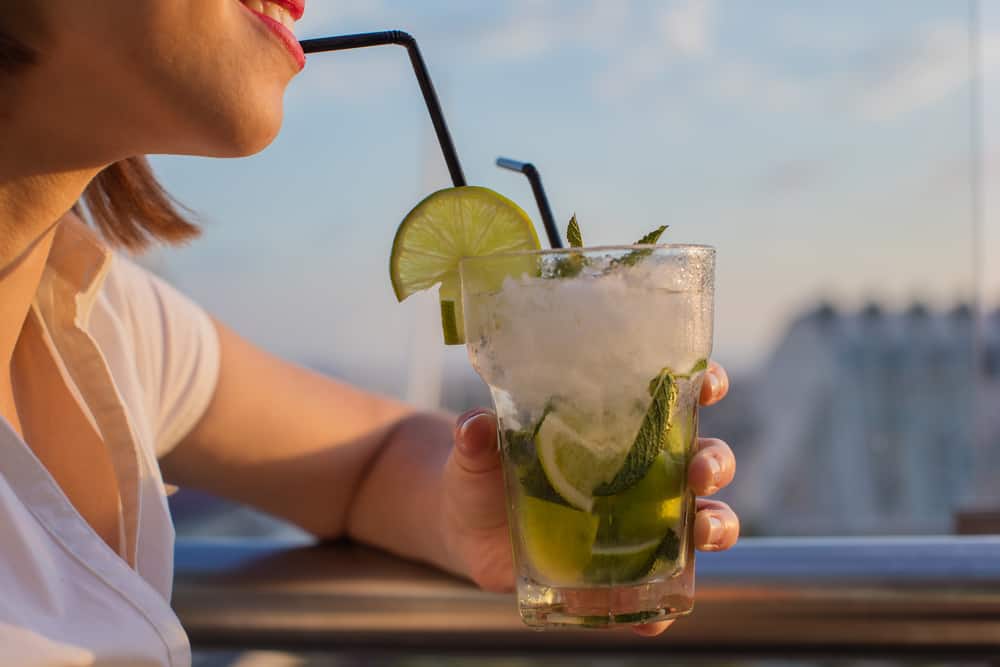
[{"xmin": 452, "ymin": 409, "xmax": 501, "ymax": 475}]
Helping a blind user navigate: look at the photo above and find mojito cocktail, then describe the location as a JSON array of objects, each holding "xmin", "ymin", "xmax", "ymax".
[{"xmin": 461, "ymin": 245, "xmax": 715, "ymax": 627}]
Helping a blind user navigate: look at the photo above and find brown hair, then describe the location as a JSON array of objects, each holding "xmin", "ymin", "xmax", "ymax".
[
  {"xmin": 2, "ymin": 30, "xmax": 200, "ymax": 252},
  {"xmin": 78, "ymin": 158, "xmax": 200, "ymax": 252}
]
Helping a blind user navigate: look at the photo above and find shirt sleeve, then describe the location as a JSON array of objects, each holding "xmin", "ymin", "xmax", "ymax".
[{"xmin": 100, "ymin": 254, "xmax": 221, "ymax": 459}]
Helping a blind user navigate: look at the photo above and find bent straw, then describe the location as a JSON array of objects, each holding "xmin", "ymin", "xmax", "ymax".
[
  {"xmin": 301, "ymin": 33, "xmax": 565, "ymax": 249},
  {"xmin": 496, "ymin": 158, "xmax": 563, "ymax": 249},
  {"xmin": 301, "ymin": 32, "xmax": 466, "ymax": 188}
]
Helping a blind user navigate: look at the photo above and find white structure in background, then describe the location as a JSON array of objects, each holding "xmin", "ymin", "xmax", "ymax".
[
  {"xmin": 740, "ymin": 303, "xmax": 1000, "ymax": 535},
  {"xmin": 404, "ymin": 124, "xmax": 452, "ymax": 409},
  {"xmin": 405, "ymin": 290, "xmax": 444, "ymax": 409}
]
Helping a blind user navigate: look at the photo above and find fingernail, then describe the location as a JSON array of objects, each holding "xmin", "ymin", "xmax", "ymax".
[
  {"xmin": 456, "ymin": 409, "xmax": 483, "ymax": 431},
  {"xmin": 708, "ymin": 455, "xmax": 723, "ymax": 487},
  {"xmin": 707, "ymin": 372, "xmax": 721, "ymax": 399},
  {"xmin": 457, "ymin": 412, "xmax": 488, "ymax": 453},
  {"xmin": 707, "ymin": 515, "xmax": 723, "ymax": 546}
]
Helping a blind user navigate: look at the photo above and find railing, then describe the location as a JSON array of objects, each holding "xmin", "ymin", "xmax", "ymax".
[{"xmin": 174, "ymin": 536, "xmax": 1000, "ymax": 657}]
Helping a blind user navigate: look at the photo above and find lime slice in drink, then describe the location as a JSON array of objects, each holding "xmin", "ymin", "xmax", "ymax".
[
  {"xmin": 594, "ymin": 453, "xmax": 684, "ymax": 546},
  {"xmin": 587, "ymin": 453, "xmax": 685, "ymax": 583},
  {"xmin": 586, "ymin": 539, "xmax": 661, "ymax": 583},
  {"xmin": 535, "ymin": 414, "xmax": 625, "ymax": 513},
  {"xmin": 519, "ymin": 496, "xmax": 599, "ymax": 585},
  {"xmin": 389, "ymin": 186, "xmax": 541, "ymax": 344}
]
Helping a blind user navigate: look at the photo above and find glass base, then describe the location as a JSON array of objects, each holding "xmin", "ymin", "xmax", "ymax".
[{"xmin": 517, "ymin": 578, "xmax": 694, "ymax": 629}]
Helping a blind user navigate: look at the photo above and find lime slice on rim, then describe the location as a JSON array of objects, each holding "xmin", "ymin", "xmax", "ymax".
[{"xmin": 389, "ymin": 186, "xmax": 541, "ymax": 344}]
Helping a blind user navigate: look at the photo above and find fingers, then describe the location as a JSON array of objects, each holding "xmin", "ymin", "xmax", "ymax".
[
  {"xmin": 687, "ymin": 438, "xmax": 735, "ymax": 497},
  {"xmin": 444, "ymin": 409, "xmax": 508, "ymax": 532},
  {"xmin": 451, "ymin": 409, "xmax": 500, "ymax": 475},
  {"xmin": 693, "ymin": 499, "xmax": 740, "ymax": 552},
  {"xmin": 699, "ymin": 360, "xmax": 729, "ymax": 406},
  {"xmin": 632, "ymin": 620, "xmax": 674, "ymax": 637}
]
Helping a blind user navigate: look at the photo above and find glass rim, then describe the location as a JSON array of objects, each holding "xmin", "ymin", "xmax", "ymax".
[{"xmin": 459, "ymin": 243, "xmax": 715, "ymax": 266}]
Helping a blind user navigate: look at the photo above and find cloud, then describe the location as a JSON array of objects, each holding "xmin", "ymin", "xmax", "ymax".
[
  {"xmin": 479, "ymin": 13, "xmax": 553, "ymax": 61},
  {"xmin": 477, "ymin": 0, "xmax": 630, "ymax": 61},
  {"xmin": 296, "ymin": 0, "xmax": 387, "ymax": 39},
  {"xmin": 703, "ymin": 19, "xmax": 1000, "ymax": 122},
  {"xmin": 771, "ymin": 12, "xmax": 871, "ymax": 54},
  {"xmin": 594, "ymin": 43, "xmax": 675, "ymax": 101},
  {"xmin": 704, "ymin": 61, "xmax": 815, "ymax": 111},
  {"xmin": 658, "ymin": 0, "xmax": 715, "ymax": 58},
  {"xmin": 757, "ymin": 158, "xmax": 831, "ymax": 195},
  {"xmin": 290, "ymin": 51, "xmax": 404, "ymax": 103},
  {"xmin": 592, "ymin": 0, "xmax": 715, "ymax": 101},
  {"xmin": 848, "ymin": 22, "xmax": 1000, "ymax": 121}
]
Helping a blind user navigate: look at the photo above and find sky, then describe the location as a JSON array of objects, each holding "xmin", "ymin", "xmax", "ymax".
[{"xmin": 147, "ymin": 0, "xmax": 999, "ymax": 399}]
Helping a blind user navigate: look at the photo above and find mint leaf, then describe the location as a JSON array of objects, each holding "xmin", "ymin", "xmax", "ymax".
[
  {"xmin": 656, "ymin": 359, "xmax": 708, "ymax": 384},
  {"xmin": 688, "ymin": 358, "xmax": 708, "ymax": 375},
  {"xmin": 635, "ymin": 225, "xmax": 668, "ymax": 246},
  {"xmin": 551, "ymin": 254, "xmax": 585, "ymax": 278},
  {"xmin": 519, "ymin": 460, "xmax": 569, "ymax": 506},
  {"xmin": 595, "ymin": 370, "xmax": 677, "ymax": 496},
  {"xmin": 551, "ymin": 217, "xmax": 585, "ymax": 277},
  {"xmin": 567, "ymin": 214, "xmax": 583, "ymax": 248},
  {"xmin": 504, "ymin": 404, "xmax": 552, "ymax": 465},
  {"xmin": 647, "ymin": 362, "xmax": 703, "ymax": 457},
  {"xmin": 508, "ymin": 408, "xmax": 569, "ymax": 506},
  {"xmin": 648, "ymin": 528, "xmax": 681, "ymax": 572},
  {"xmin": 617, "ymin": 225, "xmax": 669, "ymax": 267},
  {"xmin": 504, "ymin": 428, "xmax": 536, "ymax": 467}
]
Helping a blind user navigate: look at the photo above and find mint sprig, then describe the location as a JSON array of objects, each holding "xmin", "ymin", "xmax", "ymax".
[
  {"xmin": 594, "ymin": 369, "xmax": 677, "ymax": 496},
  {"xmin": 550, "ymin": 218, "xmax": 669, "ymax": 276},
  {"xmin": 508, "ymin": 406, "xmax": 568, "ymax": 506},
  {"xmin": 634, "ymin": 225, "xmax": 668, "ymax": 246},
  {"xmin": 567, "ymin": 214, "xmax": 583, "ymax": 248},
  {"xmin": 550, "ymin": 215, "xmax": 586, "ymax": 277},
  {"xmin": 619, "ymin": 225, "xmax": 669, "ymax": 266}
]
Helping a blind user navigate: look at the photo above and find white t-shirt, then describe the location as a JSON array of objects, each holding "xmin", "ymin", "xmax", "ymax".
[{"xmin": 0, "ymin": 219, "xmax": 220, "ymax": 666}]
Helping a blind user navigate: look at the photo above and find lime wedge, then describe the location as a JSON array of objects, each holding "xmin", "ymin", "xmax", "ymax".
[
  {"xmin": 535, "ymin": 414, "xmax": 625, "ymax": 512},
  {"xmin": 594, "ymin": 453, "xmax": 684, "ymax": 547},
  {"xmin": 586, "ymin": 454, "xmax": 685, "ymax": 583},
  {"xmin": 520, "ymin": 496, "xmax": 599, "ymax": 585},
  {"xmin": 585, "ymin": 539, "xmax": 661, "ymax": 583},
  {"xmin": 390, "ymin": 186, "xmax": 541, "ymax": 344}
]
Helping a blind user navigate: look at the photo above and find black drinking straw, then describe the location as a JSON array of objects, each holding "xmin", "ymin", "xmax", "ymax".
[
  {"xmin": 300, "ymin": 32, "xmax": 565, "ymax": 249},
  {"xmin": 300, "ymin": 32, "xmax": 466, "ymax": 188},
  {"xmin": 496, "ymin": 158, "xmax": 563, "ymax": 249}
]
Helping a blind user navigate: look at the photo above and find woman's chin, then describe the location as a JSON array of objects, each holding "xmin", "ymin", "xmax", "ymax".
[
  {"xmin": 221, "ymin": 115, "xmax": 284, "ymax": 158},
  {"xmin": 193, "ymin": 103, "xmax": 285, "ymax": 158}
]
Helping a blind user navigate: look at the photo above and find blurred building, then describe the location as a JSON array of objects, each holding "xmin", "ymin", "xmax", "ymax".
[{"xmin": 725, "ymin": 303, "xmax": 1000, "ymax": 536}]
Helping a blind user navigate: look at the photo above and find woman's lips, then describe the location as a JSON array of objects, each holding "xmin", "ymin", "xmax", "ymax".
[
  {"xmin": 271, "ymin": 0, "xmax": 305, "ymax": 21},
  {"xmin": 255, "ymin": 11, "xmax": 306, "ymax": 70},
  {"xmin": 239, "ymin": 1, "xmax": 306, "ymax": 71}
]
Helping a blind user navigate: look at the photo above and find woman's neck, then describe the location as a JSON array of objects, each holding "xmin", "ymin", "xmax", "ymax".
[
  {"xmin": 0, "ymin": 170, "xmax": 97, "ymax": 420},
  {"xmin": 0, "ymin": 215, "xmax": 57, "ymax": 434}
]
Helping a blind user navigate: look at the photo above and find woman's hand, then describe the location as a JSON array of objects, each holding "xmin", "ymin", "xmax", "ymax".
[{"xmin": 440, "ymin": 361, "xmax": 738, "ymax": 637}]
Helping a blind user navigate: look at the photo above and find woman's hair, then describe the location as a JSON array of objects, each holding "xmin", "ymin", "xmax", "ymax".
[
  {"xmin": 2, "ymin": 29, "xmax": 199, "ymax": 252},
  {"xmin": 77, "ymin": 159, "xmax": 200, "ymax": 251}
]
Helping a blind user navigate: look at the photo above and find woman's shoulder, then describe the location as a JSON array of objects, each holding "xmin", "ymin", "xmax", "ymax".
[{"xmin": 89, "ymin": 251, "xmax": 221, "ymax": 458}]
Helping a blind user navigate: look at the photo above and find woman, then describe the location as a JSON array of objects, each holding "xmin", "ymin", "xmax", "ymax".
[{"xmin": 0, "ymin": 2, "xmax": 739, "ymax": 665}]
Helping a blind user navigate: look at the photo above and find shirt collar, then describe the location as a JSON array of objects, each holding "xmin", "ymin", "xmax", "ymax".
[{"xmin": 40, "ymin": 214, "xmax": 113, "ymax": 325}]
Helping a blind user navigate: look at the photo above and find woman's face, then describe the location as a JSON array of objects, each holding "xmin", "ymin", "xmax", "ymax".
[{"xmin": 4, "ymin": 0, "xmax": 306, "ymax": 166}]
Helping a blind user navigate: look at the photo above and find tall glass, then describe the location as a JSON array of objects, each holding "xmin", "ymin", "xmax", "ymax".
[{"xmin": 460, "ymin": 245, "xmax": 715, "ymax": 628}]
